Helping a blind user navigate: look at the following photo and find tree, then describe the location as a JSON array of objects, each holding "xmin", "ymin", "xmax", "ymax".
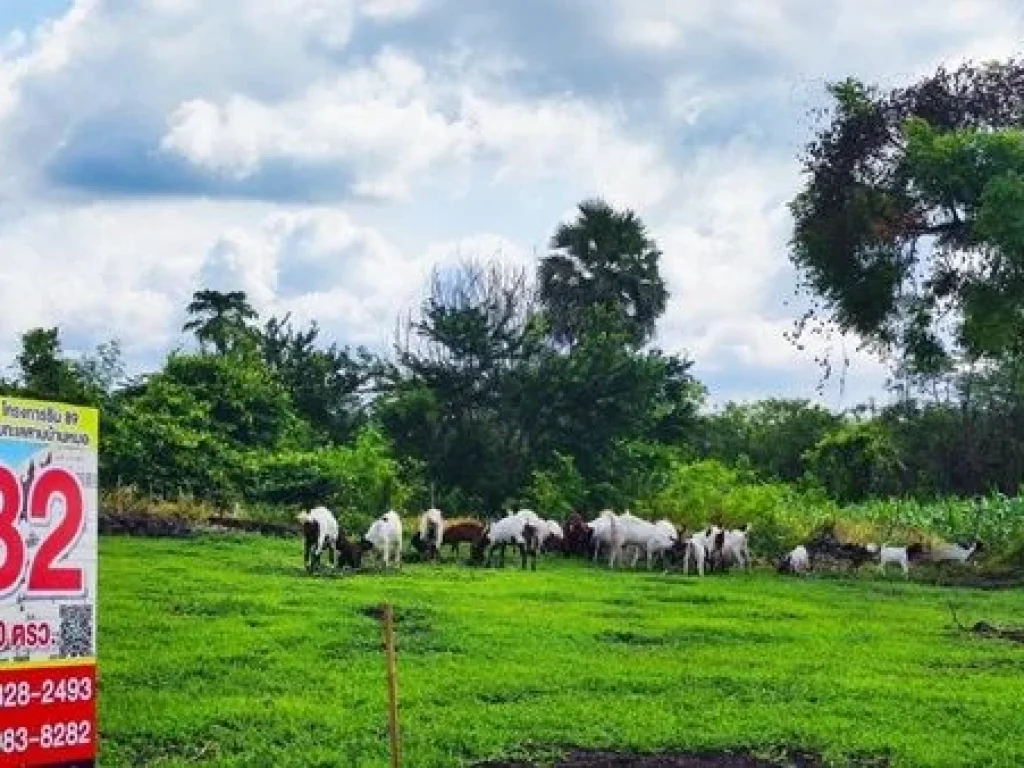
[
  {"xmin": 378, "ymin": 259, "xmax": 545, "ymax": 510},
  {"xmin": 262, "ymin": 313, "xmax": 373, "ymax": 444},
  {"xmin": 10, "ymin": 328, "xmax": 96, "ymax": 404},
  {"xmin": 805, "ymin": 420, "xmax": 903, "ymax": 503},
  {"xmin": 183, "ymin": 289, "xmax": 259, "ymax": 355},
  {"xmin": 516, "ymin": 308, "xmax": 700, "ymax": 504},
  {"xmin": 790, "ymin": 60, "xmax": 1024, "ymax": 376},
  {"xmin": 539, "ymin": 198, "xmax": 668, "ymax": 349},
  {"xmin": 700, "ymin": 399, "xmax": 840, "ymax": 483}
]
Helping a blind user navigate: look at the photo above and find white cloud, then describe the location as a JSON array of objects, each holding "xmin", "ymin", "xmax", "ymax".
[
  {"xmin": 158, "ymin": 45, "xmax": 675, "ymax": 206},
  {"xmin": 358, "ymin": 0, "xmax": 425, "ymax": 21},
  {"xmin": 1, "ymin": 0, "xmax": 1021, "ymax": 405},
  {"xmin": 0, "ymin": 200, "xmax": 256, "ymax": 363}
]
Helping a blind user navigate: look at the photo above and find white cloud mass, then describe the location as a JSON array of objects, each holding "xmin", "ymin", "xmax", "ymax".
[{"xmin": 1, "ymin": 0, "xmax": 1021, "ymax": 404}]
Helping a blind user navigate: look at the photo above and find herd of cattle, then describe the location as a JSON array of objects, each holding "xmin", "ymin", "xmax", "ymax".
[{"xmin": 295, "ymin": 506, "xmax": 986, "ymax": 578}]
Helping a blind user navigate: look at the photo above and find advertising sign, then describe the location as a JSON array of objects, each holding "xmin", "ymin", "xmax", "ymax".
[{"xmin": 0, "ymin": 397, "xmax": 98, "ymax": 767}]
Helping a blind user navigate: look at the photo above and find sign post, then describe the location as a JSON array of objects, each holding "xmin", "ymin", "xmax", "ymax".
[{"xmin": 0, "ymin": 396, "xmax": 98, "ymax": 767}]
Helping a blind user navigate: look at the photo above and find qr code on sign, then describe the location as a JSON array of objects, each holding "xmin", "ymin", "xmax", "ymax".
[{"xmin": 59, "ymin": 604, "xmax": 94, "ymax": 658}]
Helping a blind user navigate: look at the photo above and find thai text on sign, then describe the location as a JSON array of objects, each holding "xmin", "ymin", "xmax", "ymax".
[{"xmin": 0, "ymin": 396, "xmax": 98, "ymax": 767}]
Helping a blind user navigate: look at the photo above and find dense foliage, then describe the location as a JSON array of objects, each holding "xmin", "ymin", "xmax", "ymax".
[{"xmin": 3, "ymin": 93, "xmax": 1024, "ymax": 546}]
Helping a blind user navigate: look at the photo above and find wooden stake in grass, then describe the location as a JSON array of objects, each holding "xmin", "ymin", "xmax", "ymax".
[{"xmin": 382, "ymin": 603, "xmax": 401, "ymax": 768}]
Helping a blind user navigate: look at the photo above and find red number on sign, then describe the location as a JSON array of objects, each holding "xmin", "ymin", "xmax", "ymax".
[
  {"xmin": 27, "ymin": 468, "xmax": 85, "ymax": 595},
  {"xmin": 0, "ymin": 466, "xmax": 25, "ymax": 598}
]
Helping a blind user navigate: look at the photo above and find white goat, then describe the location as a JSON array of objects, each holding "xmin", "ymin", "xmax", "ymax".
[
  {"xmin": 928, "ymin": 541, "xmax": 982, "ymax": 565},
  {"xmin": 587, "ymin": 511, "xmax": 616, "ymax": 561},
  {"xmin": 682, "ymin": 536, "xmax": 706, "ymax": 576},
  {"xmin": 540, "ymin": 519, "xmax": 564, "ymax": 551},
  {"xmin": 778, "ymin": 545, "xmax": 810, "ymax": 575},
  {"xmin": 877, "ymin": 543, "xmax": 926, "ymax": 577},
  {"xmin": 480, "ymin": 509, "xmax": 542, "ymax": 569},
  {"xmin": 709, "ymin": 525, "xmax": 752, "ymax": 572},
  {"xmin": 606, "ymin": 512, "xmax": 675, "ymax": 569},
  {"xmin": 364, "ymin": 510, "xmax": 404, "ymax": 570},
  {"xmin": 418, "ymin": 507, "xmax": 445, "ymax": 561},
  {"xmin": 297, "ymin": 506, "xmax": 340, "ymax": 572}
]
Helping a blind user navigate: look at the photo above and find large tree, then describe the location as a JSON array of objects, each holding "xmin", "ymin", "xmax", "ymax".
[
  {"xmin": 183, "ymin": 289, "xmax": 259, "ymax": 355},
  {"xmin": 539, "ymin": 198, "xmax": 668, "ymax": 349},
  {"xmin": 790, "ymin": 59, "xmax": 1024, "ymax": 377},
  {"xmin": 377, "ymin": 259, "xmax": 545, "ymax": 510}
]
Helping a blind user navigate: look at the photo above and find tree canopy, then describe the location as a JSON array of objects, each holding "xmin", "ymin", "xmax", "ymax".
[{"xmin": 790, "ymin": 59, "xmax": 1024, "ymax": 376}]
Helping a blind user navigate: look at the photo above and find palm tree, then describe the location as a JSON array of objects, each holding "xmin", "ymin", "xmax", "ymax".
[
  {"xmin": 182, "ymin": 290, "xmax": 258, "ymax": 355},
  {"xmin": 539, "ymin": 198, "xmax": 668, "ymax": 349}
]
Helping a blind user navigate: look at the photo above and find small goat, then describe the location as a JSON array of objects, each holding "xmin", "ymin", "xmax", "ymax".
[
  {"xmin": 708, "ymin": 524, "xmax": 752, "ymax": 572},
  {"xmin": 878, "ymin": 543, "xmax": 927, "ymax": 577},
  {"xmin": 539, "ymin": 519, "xmax": 564, "ymax": 553},
  {"xmin": 777, "ymin": 545, "xmax": 810, "ymax": 575}
]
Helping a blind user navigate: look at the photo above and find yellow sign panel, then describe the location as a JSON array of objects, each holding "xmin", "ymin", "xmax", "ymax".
[{"xmin": 0, "ymin": 395, "xmax": 99, "ymax": 448}]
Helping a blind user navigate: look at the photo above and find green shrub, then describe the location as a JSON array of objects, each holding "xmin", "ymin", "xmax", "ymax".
[
  {"xmin": 245, "ymin": 425, "xmax": 415, "ymax": 532},
  {"xmin": 524, "ymin": 452, "xmax": 587, "ymax": 518}
]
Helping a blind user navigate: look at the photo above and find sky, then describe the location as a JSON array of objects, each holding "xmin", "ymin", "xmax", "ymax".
[{"xmin": 0, "ymin": 1, "xmax": 1021, "ymax": 408}]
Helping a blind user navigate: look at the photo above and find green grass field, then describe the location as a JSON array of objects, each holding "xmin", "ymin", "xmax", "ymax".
[{"xmin": 97, "ymin": 536, "xmax": 1024, "ymax": 768}]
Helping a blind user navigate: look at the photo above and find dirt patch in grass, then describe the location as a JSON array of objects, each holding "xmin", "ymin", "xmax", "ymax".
[
  {"xmin": 919, "ymin": 567, "xmax": 1024, "ymax": 590},
  {"xmin": 474, "ymin": 747, "xmax": 886, "ymax": 767},
  {"xmin": 100, "ymin": 511, "xmax": 196, "ymax": 537},
  {"xmin": 947, "ymin": 602, "xmax": 1024, "ymax": 644},
  {"xmin": 596, "ymin": 630, "xmax": 665, "ymax": 647},
  {"xmin": 970, "ymin": 621, "xmax": 1024, "ymax": 644}
]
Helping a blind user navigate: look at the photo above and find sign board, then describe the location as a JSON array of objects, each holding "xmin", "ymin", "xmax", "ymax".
[{"xmin": 0, "ymin": 396, "xmax": 98, "ymax": 767}]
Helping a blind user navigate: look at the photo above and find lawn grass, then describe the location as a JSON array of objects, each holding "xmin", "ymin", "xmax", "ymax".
[{"xmin": 97, "ymin": 535, "xmax": 1024, "ymax": 767}]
